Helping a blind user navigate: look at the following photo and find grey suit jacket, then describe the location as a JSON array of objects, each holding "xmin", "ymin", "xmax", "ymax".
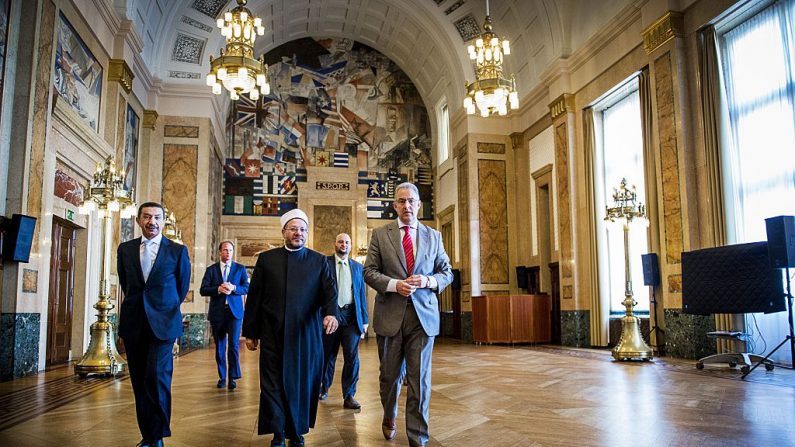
[{"xmin": 364, "ymin": 221, "xmax": 453, "ymax": 337}]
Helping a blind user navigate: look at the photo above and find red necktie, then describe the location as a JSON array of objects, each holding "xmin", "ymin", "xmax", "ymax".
[{"xmin": 402, "ymin": 226, "xmax": 414, "ymax": 275}]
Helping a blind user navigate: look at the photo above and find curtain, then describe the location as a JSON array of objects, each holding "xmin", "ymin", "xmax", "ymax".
[
  {"xmin": 719, "ymin": 0, "xmax": 795, "ymax": 365},
  {"xmin": 584, "ymin": 107, "xmax": 608, "ymax": 346},
  {"xmin": 638, "ymin": 68, "xmax": 663, "ymax": 348}
]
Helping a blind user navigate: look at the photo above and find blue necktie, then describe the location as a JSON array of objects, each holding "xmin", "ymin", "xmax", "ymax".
[{"xmin": 223, "ymin": 264, "xmax": 229, "ymax": 282}]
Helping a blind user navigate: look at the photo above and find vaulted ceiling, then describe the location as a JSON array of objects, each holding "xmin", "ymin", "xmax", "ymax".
[{"xmin": 119, "ymin": 0, "xmax": 635, "ymax": 111}]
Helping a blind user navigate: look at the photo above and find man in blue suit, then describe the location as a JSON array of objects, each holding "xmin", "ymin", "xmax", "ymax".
[
  {"xmin": 200, "ymin": 240, "xmax": 249, "ymax": 390},
  {"xmin": 118, "ymin": 202, "xmax": 191, "ymax": 447},
  {"xmin": 319, "ymin": 233, "xmax": 368, "ymax": 410}
]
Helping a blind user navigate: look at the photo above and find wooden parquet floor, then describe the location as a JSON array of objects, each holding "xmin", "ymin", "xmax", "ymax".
[{"xmin": 0, "ymin": 338, "xmax": 794, "ymax": 446}]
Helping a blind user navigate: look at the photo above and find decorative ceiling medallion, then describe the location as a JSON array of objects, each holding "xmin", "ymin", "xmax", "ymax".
[
  {"xmin": 454, "ymin": 14, "xmax": 480, "ymax": 41},
  {"xmin": 172, "ymin": 33, "xmax": 206, "ymax": 64},
  {"xmin": 181, "ymin": 16, "xmax": 213, "ymax": 33},
  {"xmin": 191, "ymin": 0, "xmax": 227, "ymax": 19},
  {"xmin": 169, "ymin": 70, "xmax": 201, "ymax": 79},
  {"xmin": 445, "ymin": 0, "xmax": 465, "ymax": 15}
]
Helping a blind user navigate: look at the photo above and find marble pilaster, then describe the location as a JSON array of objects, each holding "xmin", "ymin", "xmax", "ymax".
[
  {"xmin": 560, "ymin": 310, "xmax": 590, "ymax": 347},
  {"xmin": 0, "ymin": 313, "xmax": 41, "ymax": 380},
  {"xmin": 182, "ymin": 313, "xmax": 209, "ymax": 348},
  {"xmin": 663, "ymin": 309, "xmax": 715, "ymax": 360}
]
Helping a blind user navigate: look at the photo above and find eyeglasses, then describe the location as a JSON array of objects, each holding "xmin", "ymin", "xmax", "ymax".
[
  {"xmin": 395, "ymin": 198, "xmax": 418, "ymax": 206},
  {"xmin": 285, "ymin": 227, "xmax": 307, "ymax": 234}
]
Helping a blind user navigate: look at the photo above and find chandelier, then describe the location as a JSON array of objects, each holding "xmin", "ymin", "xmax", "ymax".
[
  {"xmin": 463, "ymin": 0, "xmax": 518, "ymax": 117},
  {"xmin": 206, "ymin": 0, "xmax": 270, "ymax": 101},
  {"xmin": 162, "ymin": 206, "xmax": 184, "ymax": 245}
]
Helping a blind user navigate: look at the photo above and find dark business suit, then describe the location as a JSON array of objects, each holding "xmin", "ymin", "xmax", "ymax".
[
  {"xmin": 118, "ymin": 236, "xmax": 191, "ymax": 442},
  {"xmin": 321, "ymin": 256, "xmax": 368, "ymax": 399},
  {"xmin": 364, "ymin": 220, "xmax": 452, "ymax": 447},
  {"xmin": 199, "ymin": 261, "xmax": 249, "ymax": 383}
]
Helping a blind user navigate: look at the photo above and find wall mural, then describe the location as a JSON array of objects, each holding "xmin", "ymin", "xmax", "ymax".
[
  {"xmin": 0, "ymin": 0, "xmax": 10, "ymax": 118},
  {"xmin": 120, "ymin": 104, "xmax": 139, "ymax": 242},
  {"xmin": 223, "ymin": 37, "xmax": 434, "ymax": 220},
  {"xmin": 53, "ymin": 12, "xmax": 103, "ymax": 131}
]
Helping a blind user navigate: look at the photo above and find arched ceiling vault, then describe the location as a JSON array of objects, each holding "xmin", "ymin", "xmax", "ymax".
[{"xmin": 142, "ymin": 0, "xmax": 569, "ymax": 117}]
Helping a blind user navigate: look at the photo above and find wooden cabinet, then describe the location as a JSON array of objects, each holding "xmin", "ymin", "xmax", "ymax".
[{"xmin": 472, "ymin": 294, "xmax": 551, "ymax": 343}]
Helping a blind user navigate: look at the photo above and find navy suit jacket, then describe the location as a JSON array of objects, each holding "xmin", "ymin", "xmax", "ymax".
[
  {"xmin": 200, "ymin": 261, "xmax": 249, "ymax": 325},
  {"xmin": 327, "ymin": 256, "xmax": 368, "ymax": 334},
  {"xmin": 117, "ymin": 236, "xmax": 191, "ymax": 341}
]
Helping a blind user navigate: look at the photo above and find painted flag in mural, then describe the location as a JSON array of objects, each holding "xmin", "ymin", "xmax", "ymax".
[
  {"xmin": 279, "ymin": 174, "xmax": 296, "ymax": 195},
  {"xmin": 225, "ymin": 177, "xmax": 254, "ymax": 196},
  {"xmin": 279, "ymin": 197, "xmax": 298, "ymax": 213},
  {"xmin": 243, "ymin": 158, "xmax": 261, "ymax": 177},
  {"xmin": 224, "ymin": 158, "xmax": 244, "ymax": 177},
  {"xmin": 367, "ymin": 180, "xmax": 387, "ymax": 198},
  {"xmin": 315, "ymin": 150, "xmax": 331, "ymax": 167},
  {"xmin": 367, "ymin": 200, "xmax": 398, "ymax": 219},
  {"xmin": 333, "ymin": 152, "xmax": 349, "ymax": 168},
  {"xmin": 417, "ymin": 165, "xmax": 433, "ymax": 185},
  {"xmin": 281, "ymin": 150, "xmax": 298, "ymax": 165},
  {"xmin": 263, "ymin": 197, "xmax": 279, "ymax": 215}
]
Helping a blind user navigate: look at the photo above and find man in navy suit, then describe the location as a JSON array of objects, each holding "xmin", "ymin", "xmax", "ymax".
[
  {"xmin": 118, "ymin": 202, "xmax": 191, "ymax": 447},
  {"xmin": 319, "ymin": 233, "xmax": 369, "ymax": 410},
  {"xmin": 200, "ymin": 241, "xmax": 249, "ymax": 390}
]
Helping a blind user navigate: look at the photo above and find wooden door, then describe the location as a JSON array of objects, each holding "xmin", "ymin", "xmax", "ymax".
[
  {"xmin": 47, "ymin": 217, "xmax": 77, "ymax": 366},
  {"xmin": 549, "ymin": 262, "xmax": 561, "ymax": 344}
]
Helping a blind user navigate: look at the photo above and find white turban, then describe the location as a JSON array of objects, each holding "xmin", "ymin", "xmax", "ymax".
[{"xmin": 279, "ymin": 208, "xmax": 309, "ymax": 229}]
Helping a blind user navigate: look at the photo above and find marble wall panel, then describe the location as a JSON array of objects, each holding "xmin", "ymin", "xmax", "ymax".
[
  {"xmin": 162, "ymin": 144, "xmax": 198, "ymax": 270},
  {"xmin": 182, "ymin": 313, "xmax": 209, "ymax": 348},
  {"xmin": 561, "ymin": 310, "xmax": 590, "ymax": 347},
  {"xmin": 461, "ymin": 311, "xmax": 473, "ymax": 343},
  {"xmin": 53, "ymin": 169, "xmax": 85, "ymax": 207},
  {"xmin": 457, "ymin": 156, "xmax": 470, "ymax": 285},
  {"xmin": 0, "ymin": 313, "xmax": 40, "ymax": 380},
  {"xmin": 313, "ymin": 205, "xmax": 352, "ymax": 255},
  {"xmin": 115, "ymin": 94, "xmax": 126, "ymax": 158},
  {"xmin": 478, "ymin": 160, "xmax": 508, "ymax": 284},
  {"xmin": 477, "ymin": 142, "xmax": 505, "ymax": 154},
  {"xmin": 164, "ymin": 125, "xmax": 199, "ymax": 138},
  {"xmin": 26, "ymin": 0, "xmax": 56, "ymax": 250},
  {"xmin": 654, "ymin": 52, "xmax": 684, "ymax": 265},
  {"xmin": 664, "ymin": 309, "xmax": 715, "ymax": 359},
  {"xmin": 554, "ymin": 123, "xmax": 573, "ymax": 279}
]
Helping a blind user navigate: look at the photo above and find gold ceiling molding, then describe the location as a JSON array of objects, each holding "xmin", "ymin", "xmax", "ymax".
[
  {"xmin": 142, "ymin": 110, "xmax": 159, "ymax": 129},
  {"xmin": 549, "ymin": 93, "xmax": 575, "ymax": 120},
  {"xmin": 108, "ymin": 59, "xmax": 134, "ymax": 93},
  {"xmin": 642, "ymin": 11, "xmax": 684, "ymax": 54}
]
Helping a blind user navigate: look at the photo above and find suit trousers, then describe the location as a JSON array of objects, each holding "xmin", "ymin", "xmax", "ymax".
[
  {"xmin": 123, "ymin": 318, "xmax": 175, "ymax": 440},
  {"xmin": 211, "ymin": 306, "xmax": 242, "ymax": 382},
  {"xmin": 321, "ymin": 305, "xmax": 361, "ymax": 398},
  {"xmin": 377, "ymin": 301, "xmax": 435, "ymax": 446}
]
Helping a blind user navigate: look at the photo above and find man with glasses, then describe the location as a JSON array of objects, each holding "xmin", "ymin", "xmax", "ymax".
[
  {"xmin": 363, "ymin": 183, "xmax": 453, "ymax": 447},
  {"xmin": 243, "ymin": 208, "xmax": 339, "ymax": 447}
]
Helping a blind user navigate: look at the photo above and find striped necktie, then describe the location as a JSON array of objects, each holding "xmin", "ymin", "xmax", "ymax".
[{"xmin": 402, "ymin": 226, "xmax": 414, "ymax": 275}]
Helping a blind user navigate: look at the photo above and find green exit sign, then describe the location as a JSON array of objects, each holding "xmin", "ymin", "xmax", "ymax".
[{"xmin": 66, "ymin": 209, "xmax": 74, "ymax": 221}]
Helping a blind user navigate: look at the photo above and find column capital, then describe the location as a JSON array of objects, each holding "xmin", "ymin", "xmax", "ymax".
[
  {"xmin": 642, "ymin": 11, "xmax": 684, "ymax": 54},
  {"xmin": 108, "ymin": 59, "xmax": 134, "ymax": 94},
  {"xmin": 549, "ymin": 94, "xmax": 575, "ymax": 120},
  {"xmin": 510, "ymin": 132, "xmax": 524, "ymax": 151},
  {"xmin": 142, "ymin": 110, "xmax": 159, "ymax": 129}
]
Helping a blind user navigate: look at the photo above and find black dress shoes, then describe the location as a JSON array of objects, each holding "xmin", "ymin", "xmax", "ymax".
[
  {"xmin": 228, "ymin": 379, "xmax": 237, "ymax": 390},
  {"xmin": 288, "ymin": 435, "xmax": 305, "ymax": 446},
  {"xmin": 343, "ymin": 396, "xmax": 361, "ymax": 410},
  {"xmin": 216, "ymin": 379, "xmax": 224, "ymax": 388},
  {"xmin": 270, "ymin": 435, "xmax": 285, "ymax": 447},
  {"xmin": 135, "ymin": 440, "xmax": 164, "ymax": 447},
  {"xmin": 318, "ymin": 390, "xmax": 328, "ymax": 400}
]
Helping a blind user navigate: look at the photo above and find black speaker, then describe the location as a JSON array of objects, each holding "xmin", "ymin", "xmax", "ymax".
[
  {"xmin": 451, "ymin": 269, "xmax": 461, "ymax": 291},
  {"xmin": 641, "ymin": 253, "xmax": 660, "ymax": 286},
  {"xmin": 2, "ymin": 214, "xmax": 37, "ymax": 263},
  {"xmin": 516, "ymin": 266, "xmax": 528, "ymax": 289},
  {"xmin": 765, "ymin": 215, "xmax": 795, "ymax": 268}
]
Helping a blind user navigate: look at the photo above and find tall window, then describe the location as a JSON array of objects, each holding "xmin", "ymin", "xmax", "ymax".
[
  {"xmin": 718, "ymin": 0, "xmax": 795, "ymax": 364},
  {"xmin": 593, "ymin": 78, "xmax": 650, "ymax": 314},
  {"xmin": 437, "ymin": 102, "xmax": 450, "ymax": 164}
]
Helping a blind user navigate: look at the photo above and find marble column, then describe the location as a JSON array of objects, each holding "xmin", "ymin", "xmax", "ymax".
[
  {"xmin": 549, "ymin": 93, "xmax": 590, "ymax": 347},
  {"xmin": 642, "ymin": 12, "xmax": 711, "ymax": 359},
  {"xmin": 0, "ymin": 0, "xmax": 56, "ymax": 380}
]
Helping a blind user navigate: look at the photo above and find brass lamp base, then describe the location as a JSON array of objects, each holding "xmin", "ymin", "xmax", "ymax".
[
  {"xmin": 612, "ymin": 315, "xmax": 653, "ymax": 361},
  {"xmin": 75, "ymin": 320, "xmax": 126, "ymax": 377}
]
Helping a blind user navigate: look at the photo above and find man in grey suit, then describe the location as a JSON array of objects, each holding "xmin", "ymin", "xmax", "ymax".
[{"xmin": 364, "ymin": 182, "xmax": 453, "ymax": 447}]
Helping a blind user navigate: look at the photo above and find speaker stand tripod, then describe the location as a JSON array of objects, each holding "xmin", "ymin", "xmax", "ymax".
[
  {"xmin": 742, "ymin": 266, "xmax": 795, "ymax": 378},
  {"xmin": 649, "ymin": 288, "xmax": 665, "ymax": 354}
]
